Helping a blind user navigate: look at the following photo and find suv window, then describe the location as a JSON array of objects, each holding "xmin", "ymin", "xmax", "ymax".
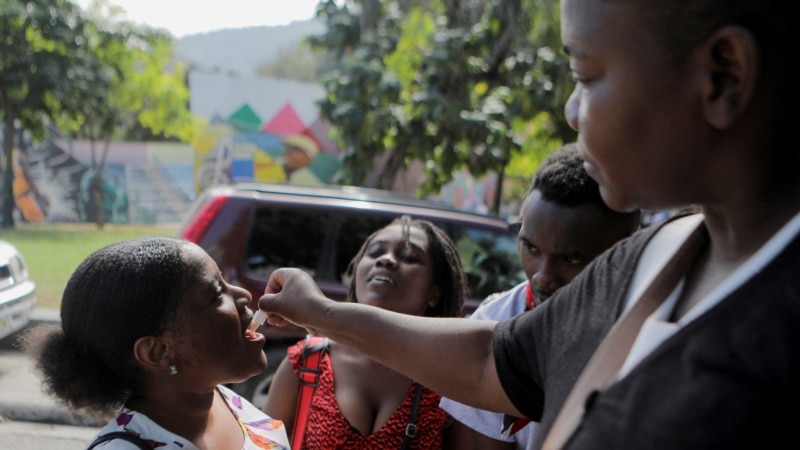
[
  {"xmin": 242, "ymin": 204, "xmax": 524, "ymax": 302},
  {"xmin": 244, "ymin": 207, "xmax": 329, "ymax": 278},
  {"xmin": 452, "ymin": 226, "xmax": 523, "ymax": 299},
  {"xmin": 334, "ymin": 214, "xmax": 393, "ymax": 282}
]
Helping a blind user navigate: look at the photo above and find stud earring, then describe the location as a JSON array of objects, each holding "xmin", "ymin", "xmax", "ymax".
[{"xmin": 169, "ymin": 364, "xmax": 178, "ymax": 375}]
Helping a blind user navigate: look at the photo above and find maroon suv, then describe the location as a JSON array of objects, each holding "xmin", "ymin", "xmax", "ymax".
[{"xmin": 177, "ymin": 183, "xmax": 524, "ymax": 407}]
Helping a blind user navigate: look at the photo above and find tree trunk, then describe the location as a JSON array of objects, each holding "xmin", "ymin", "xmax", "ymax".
[
  {"xmin": 89, "ymin": 138, "xmax": 111, "ymax": 229},
  {"xmin": 377, "ymin": 146, "xmax": 408, "ymax": 191},
  {"xmin": 492, "ymin": 164, "xmax": 506, "ymax": 218},
  {"xmin": 91, "ymin": 173, "xmax": 104, "ymax": 229},
  {"xmin": 360, "ymin": 0, "xmax": 381, "ymax": 33},
  {"xmin": 1, "ymin": 89, "xmax": 16, "ymax": 228}
]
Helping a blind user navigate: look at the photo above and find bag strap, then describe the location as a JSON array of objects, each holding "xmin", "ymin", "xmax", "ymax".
[
  {"xmin": 399, "ymin": 383, "xmax": 424, "ymax": 450},
  {"xmin": 292, "ymin": 334, "xmax": 329, "ymax": 450},
  {"xmin": 87, "ymin": 431, "xmax": 152, "ymax": 450},
  {"xmin": 542, "ymin": 218, "xmax": 708, "ymax": 450}
]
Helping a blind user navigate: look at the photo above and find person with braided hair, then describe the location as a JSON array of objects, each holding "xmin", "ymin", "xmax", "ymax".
[{"xmin": 264, "ymin": 216, "xmax": 467, "ymax": 449}]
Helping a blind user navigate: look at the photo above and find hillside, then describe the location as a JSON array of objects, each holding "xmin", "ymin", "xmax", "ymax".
[{"xmin": 176, "ymin": 19, "xmax": 325, "ymax": 76}]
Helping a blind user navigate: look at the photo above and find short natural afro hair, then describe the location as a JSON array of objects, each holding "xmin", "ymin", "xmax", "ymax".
[{"xmin": 20, "ymin": 236, "xmax": 195, "ymax": 417}]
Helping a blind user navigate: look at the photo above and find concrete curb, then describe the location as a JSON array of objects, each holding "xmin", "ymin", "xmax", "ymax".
[
  {"xmin": 0, "ymin": 401, "xmax": 106, "ymax": 428},
  {"xmin": 0, "ymin": 419, "xmax": 101, "ymax": 449},
  {"xmin": 30, "ymin": 307, "xmax": 60, "ymax": 324}
]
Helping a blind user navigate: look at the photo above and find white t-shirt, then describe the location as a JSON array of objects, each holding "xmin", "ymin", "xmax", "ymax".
[{"xmin": 440, "ymin": 281, "xmax": 537, "ymax": 450}]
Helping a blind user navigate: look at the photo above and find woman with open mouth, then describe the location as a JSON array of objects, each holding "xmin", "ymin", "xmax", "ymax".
[
  {"xmin": 264, "ymin": 216, "xmax": 467, "ymax": 449},
  {"xmin": 22, "ymin": 236, "xmax": 289, "ymax": 449}
]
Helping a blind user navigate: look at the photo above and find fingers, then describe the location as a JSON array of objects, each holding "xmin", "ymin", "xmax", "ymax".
[
  {"xmin": 264, "ymin": 268, "xmax": 289, "ymax": 295},
  {"xmin": 264, "ymin": 309, "xmax": 290, "ymax": 327},
  {"xmin": 259, "ymin": 293, "xmax": 281, "ymax": 319},
  {"xmin": 259, "ymin": 268, "xmax": 293, "ymax": 328},
  {"xmin": 258, "ymin": 268, "xmax": 325, "ymax": 329},
  {"xmin": 259, "ymin": 293, "xmax": 295, "ymax": 328}
]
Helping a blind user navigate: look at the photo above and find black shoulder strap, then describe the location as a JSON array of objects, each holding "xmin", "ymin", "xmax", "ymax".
[
  {"xmin": 399, "ymin": 383, "xmax": 424, "ymax": 450},
  {"xmin": 301, "ymin": 335, "xmax": 330, "ymax": 360},
  {"xmin": 87, "ymin": 431, "xmax": 152, "ymax": 450}
]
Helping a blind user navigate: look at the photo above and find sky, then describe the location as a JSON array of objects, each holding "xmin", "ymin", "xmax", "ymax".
[{"xmin": 74, "ymin": 0, "xmax": 321, "ymax": 38}]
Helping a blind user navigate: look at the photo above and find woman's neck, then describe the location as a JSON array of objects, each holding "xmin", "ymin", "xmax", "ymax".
[
  {"xmin": 127, "ymin": 386, "xmax": 219, "ymax": 442},
  {"xmin": 701, "ymin": 180, "xmax": 800, "ymax": 266},
  {"xmin": 669, "ymin": 178, "xmax": 800, "ymax": 321}
]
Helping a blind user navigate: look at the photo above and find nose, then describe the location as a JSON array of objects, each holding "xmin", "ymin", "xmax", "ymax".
[
  {"xmin": 375, "ymin": 252, "xmax": 398, "ymax": 268},
  {"xmin": 530, "ymin": 259, "xmax": 564, "ymax": 294},
  {"xmin": 233, "ymin": 284, "xmax": 253, "ymax": 307},
  {"xmin": 565, "ymin": 85, "xmax": 580, "ymax": 132}
]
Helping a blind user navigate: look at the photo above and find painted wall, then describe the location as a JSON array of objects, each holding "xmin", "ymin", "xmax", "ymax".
[
  {"xmin": 189, "ymin": 73, "xmax": 342, "ymax": 192},
  {"xmin": 9, "ymin": 139, "xmax": 195, "ymax": 225},
  {"xmin": 7, "ymin": 73, "xmax": 502, "ymax": 224}
]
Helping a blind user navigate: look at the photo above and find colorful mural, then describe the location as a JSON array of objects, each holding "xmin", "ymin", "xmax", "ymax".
[
  {"xmin": 4, "ymin": 140, "xmax": 89, "ymax": 223},
  {"xmin": 188, "ymin": 73, "xmax": 342, "ymax": 193},
  {"xmin": 194, "ymin": 104, "xmax": 340, "ymax": 191},
  {"xmin": 3, "ymin": 73, "xmax": 504, "ymax": 225},
  {"xmin": 186, "ymin": 74, "xmax": 501, "ymax": 215},
  {"xmin": 3, "ymin": 138, "xmax": 196, "ymax": 225}
]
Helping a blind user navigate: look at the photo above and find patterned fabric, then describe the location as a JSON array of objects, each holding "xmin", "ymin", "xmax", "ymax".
[
  {"xmin": 288, "ymin": 340, "xmax": 450, "ymax": 449},
  {"xmin": 89, "ymin": 385, "xmax": 289, "ymax": 449}
]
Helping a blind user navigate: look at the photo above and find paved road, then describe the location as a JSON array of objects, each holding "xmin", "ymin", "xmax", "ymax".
[
  {"xmin": 0, "ymin": 309, "xmax": 102, "ymax": 449},
  {"xmin": 0, "ymin": 421, "xmax": 98, "ymax": 449}
]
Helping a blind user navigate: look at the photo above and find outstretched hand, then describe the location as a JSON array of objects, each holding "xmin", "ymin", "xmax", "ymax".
[{"xmin": 258, "ymin": 268, "xmax": 329, "ymax": 334}]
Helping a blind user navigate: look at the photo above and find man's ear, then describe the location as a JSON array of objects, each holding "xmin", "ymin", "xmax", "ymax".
[
  {"xmin": 133, "ymin": 335, "xmax": 174, "ymax": 372},
  {"xmin": 697, "ymin": 25, "xmax": 759, "ymax": 130}
]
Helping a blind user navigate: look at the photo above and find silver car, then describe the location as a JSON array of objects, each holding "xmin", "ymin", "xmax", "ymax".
[{"xmin": 0, "ymin": 239, "xmax": 37, "ymax": 340}]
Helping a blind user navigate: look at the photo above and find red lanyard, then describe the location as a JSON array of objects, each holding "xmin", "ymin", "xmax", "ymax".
[{"xmin": 525, "ymin": 282, "xmax": 535, "ymax": 311}]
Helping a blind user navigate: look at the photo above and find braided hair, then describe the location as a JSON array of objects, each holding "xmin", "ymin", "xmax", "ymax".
[{"xmin": 345, "ymin": 216, "xmax": 467, "ymax": 317}]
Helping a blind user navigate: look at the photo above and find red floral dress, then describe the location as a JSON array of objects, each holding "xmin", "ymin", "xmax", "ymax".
[{"xmin": 288, "ymin": 340, "xmax": 450, "ymax": 449}]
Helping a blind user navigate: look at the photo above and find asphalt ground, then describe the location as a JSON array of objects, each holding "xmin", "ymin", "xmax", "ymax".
[{"xmin": 0, "ymin": 308, "xmax": 102, "ymax": 449}]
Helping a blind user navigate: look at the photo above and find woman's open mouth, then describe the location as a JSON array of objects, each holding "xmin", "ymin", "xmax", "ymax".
[{"xmin": 245, "ymin": 328, "xmax": 264, "ymax": 342}]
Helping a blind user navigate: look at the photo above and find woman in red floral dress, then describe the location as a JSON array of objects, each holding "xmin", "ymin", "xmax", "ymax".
[{"xmin": 264, "ymin": 216, "xmax": 467, "ymax": 449}]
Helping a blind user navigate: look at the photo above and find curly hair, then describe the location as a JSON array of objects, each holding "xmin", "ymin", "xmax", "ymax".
[
  {"xmin": 529, "ymin": 143, "xmax": 641, "ymax": 228},
  {"xmin": 345, "ymin": 216, "xmax": 466, "ymax": 318},
  {"xmin": 19, "ymin": 236, "xmax": 195, "ymax": 417}
]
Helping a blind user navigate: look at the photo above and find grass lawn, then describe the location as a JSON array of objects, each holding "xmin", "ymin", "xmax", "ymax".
[{"xmin": 0, "ymin": 223, "xmax": 178, "ymax": 310}]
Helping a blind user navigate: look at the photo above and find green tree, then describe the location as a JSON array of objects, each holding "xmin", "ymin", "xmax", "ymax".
[
  {"xmin": 309, "ymin": 0, "xmax": 574, "ymax": 214},
  {"xmin": 56, "ymin": 0, "xmax": 194, "ymax": 228},
  {"xmin": 0, "ymin": 0, "xmax": 102, "ymax": 228}
]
